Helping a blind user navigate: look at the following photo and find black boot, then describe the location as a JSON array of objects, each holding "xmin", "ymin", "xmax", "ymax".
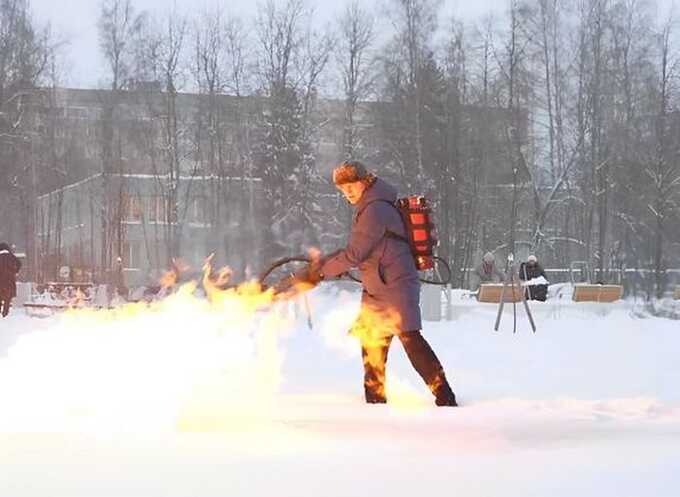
[
  {"xmin": 435, "ymin": 390, "xmax": 458, "ymax": 407},
  {"xmin": 398, "ymin": 331, "xmax": 458, "ymax": 407},
  {"xmin": 365, "ymin": 394, "xmax": 387, "ymax": 404},
  {"xmin": 432, "ymin": 374, "xmax": 458, "ymax": 406}
]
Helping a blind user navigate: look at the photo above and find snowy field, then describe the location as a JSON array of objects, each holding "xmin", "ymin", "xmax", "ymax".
[{"xmin": 1, "ymin": 286, "xmax": 679, "ymax": 497}]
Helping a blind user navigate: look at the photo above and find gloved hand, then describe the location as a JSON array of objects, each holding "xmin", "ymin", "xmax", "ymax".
[{"xmin": 293, "ymin": 260, "xmax": 324, "ymax": 286}]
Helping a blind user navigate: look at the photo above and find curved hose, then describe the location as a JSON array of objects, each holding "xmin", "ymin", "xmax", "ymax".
[
  {"xmin": 259, "ymin": 254, "xmax": 452, "ymax": 287},
  {"xmin": 257, "ymin": 256, "xmax": 310, "ymax": 286},
  {"xmin": 418, "ymin": 256, "xmax": 452, "ymax": 286}
]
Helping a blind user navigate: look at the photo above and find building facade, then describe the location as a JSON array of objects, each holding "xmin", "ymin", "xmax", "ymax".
[
  {"xmin": 24, "ymin": 86, "xmax": 521, "ymax": 287},
  {"xmin": 36, "ymin": 173, "xmax": 264, "ymax": 287}
]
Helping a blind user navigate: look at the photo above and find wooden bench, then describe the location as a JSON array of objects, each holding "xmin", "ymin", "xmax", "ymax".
[
  {"xmin": 478, "ymin": 283, "xmax": 524, "ymax": 303},
  {"xmin": 572, "ymin": 284, "xmax": 623, "ymax": 303}
]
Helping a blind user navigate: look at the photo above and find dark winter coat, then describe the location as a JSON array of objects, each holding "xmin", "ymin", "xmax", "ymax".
[
  {"xmin": 519, "ymin": 262, "xmax": 547, "ymax": 281},
  {"xmin": 321, "ymin": 177, "xmax": 421, "ymax": 335},
  {"xmin": 0, "ymin": 245, "xmax": 21, "ymax": 299}
]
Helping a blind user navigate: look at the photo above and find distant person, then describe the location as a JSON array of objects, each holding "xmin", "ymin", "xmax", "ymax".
[
  {"xmin": 470, "ymin": 252, "xmax": 505, "ymax": 291},
  {"xmin": 0, "ymin": 243, "xmax": 22, "ymax": 317},
  {"xmin": 519, "ymin": 255, "xmax": 548, "ymax": 301}
]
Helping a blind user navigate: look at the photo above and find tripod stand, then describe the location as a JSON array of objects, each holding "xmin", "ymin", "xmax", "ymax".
[{"xmin": 494, "ymin": 254, "xmax": 537, "ymax": 333}]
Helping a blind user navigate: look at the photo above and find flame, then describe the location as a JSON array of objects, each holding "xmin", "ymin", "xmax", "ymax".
[
  {"xmin": 202, "ymin": 253, "xmax": 233, "ymax": 289},
  {"xmin": 159, "ymin": 257, "xmax": 192, "ymax": 289},
  {"xmin": 0, "ymin": 256, "xmax": 436, "ymax": 435},
  {"xmin": 159, "ymin": 269, "xmax": 177, "ymax": 289},
  {"xmin": 319, "ymin": 296, "xmax": 430, "ymax": 409},
  {"xmin": 0, "ymin": 258, "xmax": 296, "ymax": 433},
  {"xmin": 349, "ymin": 303, "xmax": 401, "ymax": 403},
  {"xmin": 349, "ymin": 303, "xmax": 403, "ymax": 346}
]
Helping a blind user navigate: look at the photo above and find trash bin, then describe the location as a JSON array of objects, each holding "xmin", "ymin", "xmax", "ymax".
[
  {"xmin": 421, "ymin": 285, "xmax": 441, "ymax": 321},
  {"xmin": 15, "ymin": 282, "xmax": 33, "ymax": 306}
]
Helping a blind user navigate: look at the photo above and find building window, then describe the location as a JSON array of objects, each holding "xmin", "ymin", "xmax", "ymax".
[
  {"xmin": 122, "ymin": 240, "xmax": 142, "ymax": 269},
  {"xmin": 128, "ymin": 194, "xmax": 143, "ymax": 222},
  {"xmin": 147, "ymin": 195, "xmax": 168, "ymax": 223},
  {"xmin": 121, "ymin": 193, "xmax": 143, "ymax": 222},
  {"xmin": 188, "ymin": 196, "xmax": 206, "ymax": 223}
]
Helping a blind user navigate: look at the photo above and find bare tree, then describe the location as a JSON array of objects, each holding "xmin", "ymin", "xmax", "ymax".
[
  {"xmin": 589, "ymin": 0, "xmax": 611, "ymax": 279},
  {"xmin": 0, "ymin": 0, "xmax": 53, "ymax": 280},
  {"xmin": 442, "ymin": 18, "xmax": 470, "ymax": 286},
  {"xmin": 382, "ymin": 0, "xmax": 442, "ymax": 190},
  {"xmin": 98, "ymin": 0, "xmax": 146, "ymax": 91},
  {"xmin": 96, "ymin": 0, "xmax": 147, "ymax": 282},
  {"xmin": 493, "ymin": 0, "xmax": 533, "ymax": 258},
  {"xmin": 139, "ymin": 6, "xmax": 189, "ymax": 262},
  {"xmin": 337, "ymin": 1, "xmax": 375, "ymax": 158},
  {"xmin": 648, "ymin": 11, "xmax": 679, "ymax": 297},
  {"xmin": 253, "ymin": 0, "xmax": 332, "ymax": 260},
  {"xmin": 192, "ymin": 6, "xmax": 254, "ymax": 273},
  {"xmin": 17, "ymin": 0, "xmax": 680, "ymax": 295}
]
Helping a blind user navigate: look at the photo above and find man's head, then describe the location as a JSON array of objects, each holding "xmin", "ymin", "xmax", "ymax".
[
  {"xmin": 527, "ymin": 254, "xmax": 537, "ymax": 266},
  {"xmin": 0, "ymin": 242, "xmax": 10, "ymax": 252},
  {"xmin": 332, "ymin": 160, "xmax": 375, "ymax": 205},
  {"xmin": 483, "ymin": 252, "xmax": 495, "ymax": 264}
]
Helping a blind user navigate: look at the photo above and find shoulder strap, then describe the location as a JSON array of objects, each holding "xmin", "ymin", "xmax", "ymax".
[
  {"xmin": 362, "ymin": 199, "xmax": 410, "ymax": 244},
  {"xmin": 356, "ymin": 198, "xmax": 392, "ymax": 218}
]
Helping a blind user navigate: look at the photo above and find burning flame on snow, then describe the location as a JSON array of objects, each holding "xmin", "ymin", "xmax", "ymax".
[
  {"xmin": 321, "ymin": 298, "xmax": 431, "ymax": 409},
  {"xmin": 0, "ymin": 255, "xmax": 430, "ymax": 434},
  {"xmin": 0, "ymin": 256, "xmax": 309, "ymax": 433}
]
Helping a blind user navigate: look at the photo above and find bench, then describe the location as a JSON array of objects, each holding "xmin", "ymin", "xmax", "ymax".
[
  {"xmin": 478, "ymin": 283, "xmax": 524, "ymax": 303},
  {"xmin": 572, "ymin": 284, "xmax": 623, "ymax": 303}
]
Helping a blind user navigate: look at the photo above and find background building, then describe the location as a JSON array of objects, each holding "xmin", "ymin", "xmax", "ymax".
[{"xmin": 22, "ymin": 86, "xmax": 519, "ymax": 287}]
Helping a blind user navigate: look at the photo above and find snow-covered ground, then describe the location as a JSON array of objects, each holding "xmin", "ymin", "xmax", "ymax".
[{"xmin": 1, "ymin": 286, "xmax": 679, "ymax": 497}]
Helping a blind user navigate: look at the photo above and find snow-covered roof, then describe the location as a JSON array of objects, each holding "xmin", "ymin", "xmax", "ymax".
[{"xmin": 37, "ymin": 172, "xmax": 262, "ymax": 199}]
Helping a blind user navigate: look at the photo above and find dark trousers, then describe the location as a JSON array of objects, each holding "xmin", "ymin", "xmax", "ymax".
[
  {"xmin": 361, "ymin": 330, "xmax": 456, "ymax": 405},
  {"xmin": 525, "ymin": 284, "xmax": 548, "ymax": 301}
]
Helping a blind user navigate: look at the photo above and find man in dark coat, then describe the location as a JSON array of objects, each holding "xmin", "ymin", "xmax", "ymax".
[
  {"xmin": 0, "ymin": 243, "xmax": 22, "ymax": 317},
  {"xmin": 519, "ymin": 254, "xmax": 548, "ymax": 301},
  {"xmin": 307, "ymin": 161, "xmax": 457, "ymax": 406}
]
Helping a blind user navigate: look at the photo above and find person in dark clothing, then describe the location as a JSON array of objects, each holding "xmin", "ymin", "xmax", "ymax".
[
  {"xmin": 519, "ymin": 254, "xmax": 548, "ymax": 301},
  {"xmin": 0, "ymin": 243, "xmax": 22, "ymax": 317},
  {"xmin": 303, "ymin": 161, "xmax": 457, "ymax": 406}
]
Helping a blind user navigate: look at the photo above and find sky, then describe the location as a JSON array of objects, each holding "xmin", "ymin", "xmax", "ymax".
[
  {"xmin": 30, "ymin": 0, "xmax": 676, "ymax": 89},
  {"xmin": 29, "ymin": 0, "xmax": 508, "ymax": 89}
]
